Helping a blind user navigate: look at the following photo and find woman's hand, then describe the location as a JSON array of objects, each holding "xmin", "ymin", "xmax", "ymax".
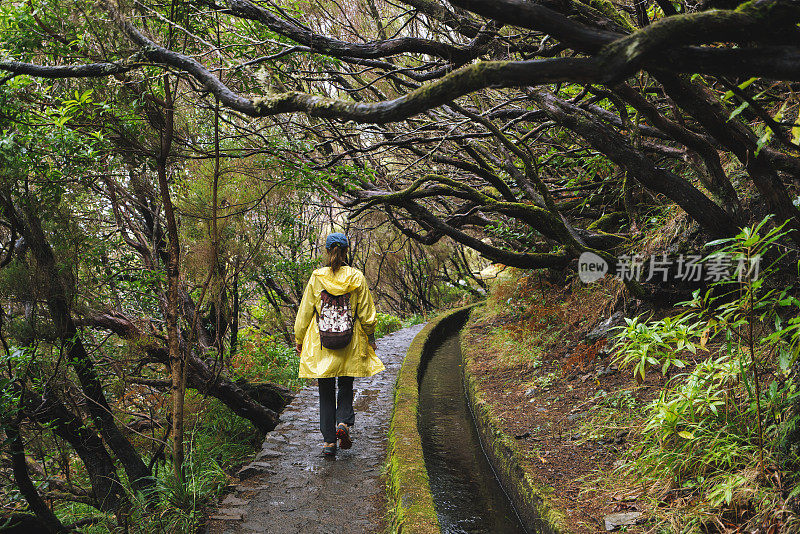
[{"xmin": 296, "ymin": 343, "xmax": 302, "ymax": 355}]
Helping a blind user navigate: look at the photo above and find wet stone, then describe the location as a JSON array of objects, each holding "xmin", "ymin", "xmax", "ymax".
[
  {"xmin": 255, "ymin": 448, "xmax": 283, "ymax": 460},
  {"xmin": 211, "ymin": 508, "xmax": 245, "ymax": 521},
  {"xmin": 222, "ymin": 495, "xmax": 249, "ymax": 507},
  {"xmin": 595, "ymin": 364, "xmax": 619, "ymax": 377},
  {"xmin": 586, "ymin": 311, "xmax": 625, "ymax": 342},
  {"xmin": 604, "ymin": 511, "xmax": 642, "ymax": 531},
  {"xmin": 207, "ymin": 324, "xmax": 425, "ymax": 534},
  {"xmin": 235, "ymin": 465, "xmax": 261, "ymax": 480}
]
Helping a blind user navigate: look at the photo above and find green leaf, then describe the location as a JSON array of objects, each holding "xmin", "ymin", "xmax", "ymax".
[
  {"xmin": 778, "ymin": 345, "xmax": 796, "ymax": 372},
  {"xmin": 754, "ymin": 102, "xmax": 786, "ymax": 156},
  {"xmin": 756, "ymin": 126, "xmax": 773, "ymax": 156},
  {"xmin": 728, "ymin": 101, "xmax": 749, "ymax": 121},
  {"xmin": 774, "ymin": 101, "xmax": 787, "ymax": 123},
  {"xmin": 677, "ymin": 430, "xmax": 695, "ymax": 439},
  {"xmin": 705, "ymin": 237, "xmax": 735, "ymax": 247},
  {"xmin": 739, "ymin": 356, "xmax": 753, "ymax": 398},
  {"xmin": 722, "ymin": 77, "xmax": 757, "ymax": 102}
]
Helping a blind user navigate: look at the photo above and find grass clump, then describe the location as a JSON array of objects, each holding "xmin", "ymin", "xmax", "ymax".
[
  {"xmin": 54, "ymin": 395, "xmax": 260, "ymax": 533},
  {"xmin": 609, "ymin": 217, "xmax": 800, "ymax": 533},
  {"xmin": 402, "ymin": 313, "xmax": 425, "ymax": 328}
]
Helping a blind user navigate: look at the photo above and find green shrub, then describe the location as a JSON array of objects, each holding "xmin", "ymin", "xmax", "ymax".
[
  {"xmin": 611, "ymin": 216, "xmax": 800, "ymax": 531},
  {"xmin": 613, "ymin": 313, "xmax": 703, "ymax": 383},
  {"xmin": 375, "ymin": 312, "xmax": 403, "ymax": 338},
  {"xmin": 122, "ymin": 456, "xmax": 228, "ymax": 534},
  {"xmin": 402, "ymin": 313, "xmax": 425, "ymax": 328},
  {"xmin": 230, "ymin": 327, "xmax": 303, "ymax": 389},
  {"xmin": 187, "ymin": 395, "xmax": 262, "ymax": 467},
  {"xmin": 434, "ymin": 281, "xmax": 473, "ymax": 307}
]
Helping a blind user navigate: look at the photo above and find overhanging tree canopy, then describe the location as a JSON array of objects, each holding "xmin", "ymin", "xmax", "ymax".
[{"xmin": 3, "ymin": 0, "xmax": 800, "ymax": 270}]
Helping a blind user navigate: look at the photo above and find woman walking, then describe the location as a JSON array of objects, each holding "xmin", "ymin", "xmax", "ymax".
[{"xmin": 294, "ymin": 232, "xmax": 384, "ymax": 456}]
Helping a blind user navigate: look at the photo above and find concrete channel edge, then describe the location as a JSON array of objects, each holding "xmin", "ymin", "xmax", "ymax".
[
  {"xmin": 386, "ymin": 304, "xmax": 475, "ymax": 534},
  {"xmin": 460, "ymin": 306, "xmax": 570, "ymax": 534}
]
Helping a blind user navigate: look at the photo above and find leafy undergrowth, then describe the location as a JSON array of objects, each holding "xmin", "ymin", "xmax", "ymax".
[
  {"xmin": 600, "ymin": 220, "xmax": 800, "ymax": 533},
  {"xmin": 48, "ymin": 309, "xmax": 488, "ymax": 532},
  {"xmin": 48, "ymin": 394, "xmax": 268, "ymax": 533},
  {"xmin": 126, "ymin": 395, "xmax": 263, "ymax": 533},
  {"xmin": 231, "ymin": 327, "xmax": 305, "ymax": 389},
  {"xmin": 49, "ymin": 330, "xmax": 309, "ymax": 533},
  {"xmin": 463, "ymin": 220, "xmax": 800, "ymax": 533}
]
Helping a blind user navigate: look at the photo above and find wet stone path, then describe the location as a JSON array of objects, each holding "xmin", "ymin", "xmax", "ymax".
[{"xmin": 206, "ymin": 323, "xmax": 425, "ymax": 534}]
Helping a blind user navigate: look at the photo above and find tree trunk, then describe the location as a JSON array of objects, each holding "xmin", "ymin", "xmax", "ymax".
[
  {"xmin": 77, "ymin": 310, "xmax": 284, "ymax": 433},
  {"xmin": 230, "ymin": 267, "xmax": 239, "ymax": 355},
  {"xmin": 23, "ymin": 389, "xmax": 125, "ymax": 512},
  {"xmin": 655, "ymin": 73, "xmax": 800, "ymax": 242},
  {"xmin": 156, "ymin": 74, "xmax": 184, "ymax": 483},
  {"xmin": 530, "ymin": 89, "xmax": 738, "ymax": 239},
  {"xmin": 184, "ymin": 354, "xmax": 282, "ymax": 433},
  {"xmin": 130, "ymin": 376, "xmax": 293, "ymax": 414},
  {"xmin": 6, "ymin": 421, "xmax": 67, "ymax": 533}
]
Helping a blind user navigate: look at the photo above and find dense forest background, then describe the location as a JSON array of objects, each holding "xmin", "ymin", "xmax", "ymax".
[{"xmin": 1, "ymin": 0, "xmax": 800, "ymax": 531}]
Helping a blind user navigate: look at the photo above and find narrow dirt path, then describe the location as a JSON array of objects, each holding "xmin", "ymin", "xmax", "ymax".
[{"xmin": 206, "ymin": 323, "xmax": 425, "ymax": 534}]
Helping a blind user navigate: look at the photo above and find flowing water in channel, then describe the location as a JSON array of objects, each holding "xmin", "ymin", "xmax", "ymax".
[{"xmin": 418, "ymin": 332, "xmax": 529, "ymax": 534}]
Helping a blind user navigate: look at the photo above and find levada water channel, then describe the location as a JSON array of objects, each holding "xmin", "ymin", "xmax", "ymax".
[{"xmin": 417, "ymin": 326, "xmax": 552, "ymax": 534}]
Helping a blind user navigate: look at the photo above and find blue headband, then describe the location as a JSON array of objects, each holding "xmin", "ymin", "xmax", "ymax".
[{"xmin": 325, "ymin": 232, "xmax": 349, "ymax": 250}]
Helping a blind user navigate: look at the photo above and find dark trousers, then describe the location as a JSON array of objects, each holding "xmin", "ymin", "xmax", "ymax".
[{"xmin": 317, "ymin": 376, "xmax": 355, "ymax": 443}]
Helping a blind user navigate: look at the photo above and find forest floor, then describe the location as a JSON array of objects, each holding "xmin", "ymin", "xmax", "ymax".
[
  {"xmin": 462, "ymin": 273, "xmax": 664, "ymax": 533},
  {"xmin": 204, "ymin": 323, "xmax": 425, "ymax": 534}
]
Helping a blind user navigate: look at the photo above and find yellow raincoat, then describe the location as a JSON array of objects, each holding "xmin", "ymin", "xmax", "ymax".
[{"xmin": 295, "ymin": 265, "xmax": 384, "ymax": 378}]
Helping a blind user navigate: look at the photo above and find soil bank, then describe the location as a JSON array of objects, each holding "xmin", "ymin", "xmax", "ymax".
[{"xmin": 460, "ymin": 279, "xmax": 653, "ymax": 534}]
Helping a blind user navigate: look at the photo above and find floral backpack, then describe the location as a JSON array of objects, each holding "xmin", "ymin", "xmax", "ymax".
[{"xmin": 317, "ymin": 290, "xmax": 355, "ymax": 349}]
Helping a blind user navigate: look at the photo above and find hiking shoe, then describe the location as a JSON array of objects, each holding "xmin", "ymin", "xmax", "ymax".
[
  {"xmin": 336, "ymin": 423, "xmax": 352, "ymax": 450},
  {"xmin": 323, "ymin": 442, "xmax": 337, "ymax": 456}
]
